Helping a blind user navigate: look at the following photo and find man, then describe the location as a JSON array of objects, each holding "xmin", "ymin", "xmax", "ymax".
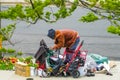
[{"xmin": 47, "ymin": 28, "xmax": 80, "ymax": 63}]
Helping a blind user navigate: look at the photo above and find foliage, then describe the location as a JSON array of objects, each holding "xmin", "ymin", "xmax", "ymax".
[
  {"xmin": 0, "ymin": 56, "xmax": 38, "ymax": 70},
  {"xmin": 0, "ymin": 23, "xmax": 16, "ymax": 41},
  {"xmin": 107, "ymin": 25, "xmax": 120, "ymax": 35},
  {"xmin": 28, "ymin": 62, "xmax": 38, "ymax": 68},
  {"xmin": 18, "ymin": 56, "xmax": 33, "ymax": 64},
  {"xmin": 0, "ymin": 57, "xmax": 17, "ymax": 70},
  {"xmin": 0, "ymin": 23, "xmax": 16, "ymax": 47},
  {"xmin": 18, "ymin": 56, "xmax": 38, "ymax": 68},
  {"xmin": 0, "ymin": 47, "xmax": 34, "ymax": 70},
  {"xmin": 79, "ymin": 12, "xmax": 98, "ymax": 22},
  {"xmin": 0, "ymin": 0, "xmax": 120, "ymax": 40},
  {"xmin": 0, "ymin": 59, "xmax": 13, "ymax": 70},
  {"xmin": 24, "ymin": 56, "xmax": 33, "ymax": 63},
  {"xmin": 0, "ymin": 47, "xmax": 23, "ymax": 58},
  {"xmin": 79, "ymin": 0, "xmax": 120, "ymax": 35},
  {"xmin": 0, "ymin": 0, "xmax": 78, "ymax": 23}
]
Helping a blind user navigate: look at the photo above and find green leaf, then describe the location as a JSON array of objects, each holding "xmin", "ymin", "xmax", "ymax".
[
  {"xmin": 7, "ymin": 48, "xmax": 16, "ymax": 53},
  {"xmin": 79, "ymin": 12, "xmax": 98, "ymax": 22},
  {"xmin": 107, "ymin": 25, "xmax": 117, "ymax": 34},
  {"xmin": 45, "ymin": 12, "xmax": 51, "ymax": 20}
]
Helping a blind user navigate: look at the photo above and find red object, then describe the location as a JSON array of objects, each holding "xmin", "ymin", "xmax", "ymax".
[
  {"xmin": 12, "ymin": 59, "xmax": 16, "ymax": 63},
  {"xmin": 64, "ymin": 40, "xmax": 85, "ymax": 72},
  {"xmin": 39, "ymin": 63, "xmax": 46, "ymax": 70},
  {"xmin": 36, "ymin": 61, "xmax": 46, "ymax": 70}
]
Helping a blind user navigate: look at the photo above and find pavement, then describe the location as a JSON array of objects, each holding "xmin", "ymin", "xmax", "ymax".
[{"xmin": 0, "ymin": 60, "xmax": 120, "ymax": 80}]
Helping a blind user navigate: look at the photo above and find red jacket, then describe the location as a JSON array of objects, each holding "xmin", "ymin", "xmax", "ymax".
[{"xmin": 52, "ymin": 29, "xmax": 79, "ymax": 50}]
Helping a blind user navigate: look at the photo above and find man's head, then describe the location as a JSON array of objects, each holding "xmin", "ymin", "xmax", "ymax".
[{"xmin": 47, "ymin": 28, "xmax": 55, "ymax": 39}]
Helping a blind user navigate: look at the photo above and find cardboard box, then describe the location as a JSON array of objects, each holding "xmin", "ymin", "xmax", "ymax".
[{"xmin": 15, "ymin": 62, "xmax": 30, "ymax": 77}]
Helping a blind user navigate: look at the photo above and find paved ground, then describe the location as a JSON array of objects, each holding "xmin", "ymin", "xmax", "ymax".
[{"xmin": 0, "ymin": 61, "xmax": 119, "ymax": 80}]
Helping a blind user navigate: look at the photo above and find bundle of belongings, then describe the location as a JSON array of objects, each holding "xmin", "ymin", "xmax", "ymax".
[
  {"xmin": 80, "ymin": 53, "xmax": 116, "ymax": 77},
  {"xmin": 34, "ymin": 39, "xmax": 116, "ymax": 78}
]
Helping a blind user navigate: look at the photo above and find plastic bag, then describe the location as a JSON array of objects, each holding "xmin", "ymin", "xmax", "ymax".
[
  {"xmin": 78, "ymin": 67, "xmax": 87, "ymax": 76},
  {"xmin": 88, "ymin": 53, "xmax": 108, "ymax": 64},
  {"xmin": 78, "ymin": 55, "xmax": 97, "ymax": 76},
  {"xmin": 38, "ymin": 68, "xmax": 47, "ymax": 77},
  {"xmin": 85, "ymin": 55, "xmax": 97, "ymax": 69}
]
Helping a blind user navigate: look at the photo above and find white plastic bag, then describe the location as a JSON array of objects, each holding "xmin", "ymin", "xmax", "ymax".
[
  {"xmin": 78, "ymin": 55, "xmax": 97, "ymax": 76},
  {"xmin": 38, "ymin": 68, "xmax": 47, "ymax": 77},
  {"xmin": 85, "ymin": 55, "xmax": 97, "ymax": 70},
  {"xmin": 78, "ymin": 67, "xmax": 87, "ymax": 76}
]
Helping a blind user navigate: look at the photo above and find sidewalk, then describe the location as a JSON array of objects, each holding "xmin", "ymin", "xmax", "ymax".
[{"xmin": 0, "ymin": 61, "xmax": 119, "ymax": 80}]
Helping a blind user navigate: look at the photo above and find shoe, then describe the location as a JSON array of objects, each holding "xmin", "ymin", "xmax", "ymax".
[
  {"xmin": 90, "ymin": 72, "xmax": 95, "ymax": 76},
  {"xmin": 106, "ymin": 72, "xmax": 113, "ymax": 76},
  {"xmin": 86, "ymin": 73, "xmax": 91, "ymax": 77},
  {"xmin": 86, "ymin": 72, "xmax": 95, "ymax": 77}
]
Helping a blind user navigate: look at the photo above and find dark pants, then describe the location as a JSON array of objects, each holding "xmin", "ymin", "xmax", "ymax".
[{"xmin": 65, "ymin": 37, "xmax": 80, "ymax": 63}]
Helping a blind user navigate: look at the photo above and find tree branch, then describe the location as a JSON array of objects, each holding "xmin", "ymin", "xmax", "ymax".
[{"xmin": 0, "ymin": 30, "xmax": 14, "ymax": 46}]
